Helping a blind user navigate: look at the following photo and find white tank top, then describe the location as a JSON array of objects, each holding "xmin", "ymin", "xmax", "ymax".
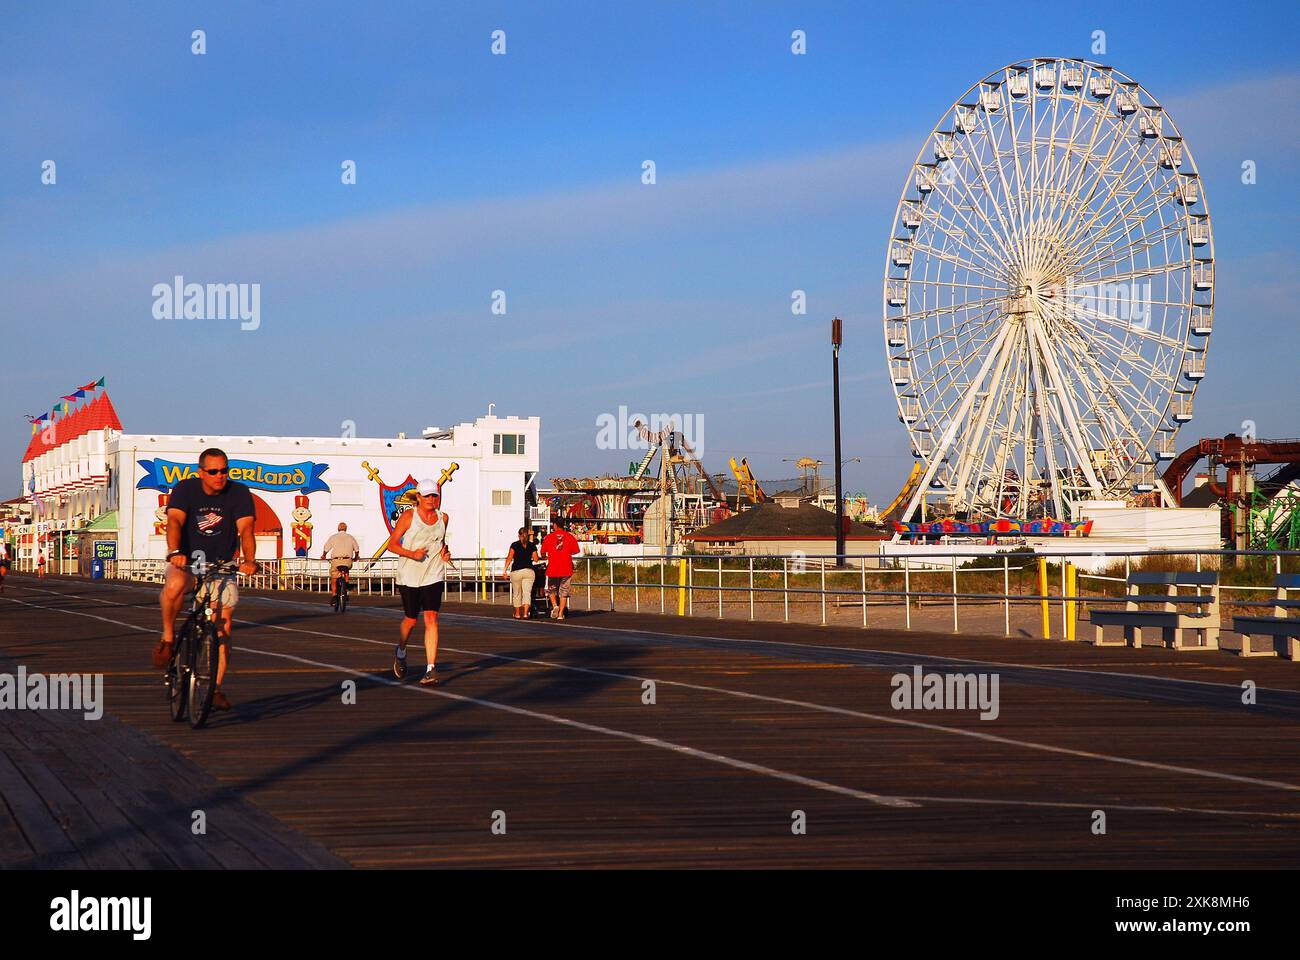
[{"xmin": 395, "ymin": 509, "xmax": 447, "ymax": 587}]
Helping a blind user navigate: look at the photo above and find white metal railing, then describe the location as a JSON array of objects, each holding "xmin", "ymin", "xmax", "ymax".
[
  {"xmin": 43, "ymin": 547, "xmax": 1300, "ymax": 646},
  {"xmin": 557, "ymin": 549, "xmax": 1299, "ymax": 639},
  {"xmin": 103, "ymin": 555, "xmax": 527, "ymax": 604}
]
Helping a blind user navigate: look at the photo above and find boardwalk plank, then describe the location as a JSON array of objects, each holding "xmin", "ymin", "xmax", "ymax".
[
  {"xmin": 0, "ymin": 748, "xmax": 83, "ymax": 868},
  {"xmin": 0, "ymin": 795, "xmax": 35, "ymax": 864}
]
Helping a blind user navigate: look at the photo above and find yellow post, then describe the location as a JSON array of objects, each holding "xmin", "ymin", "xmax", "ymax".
[
  {"xmin": 1065, "ymin": 562, "xmax": 1077, "ymax": 642},
  {"xmin": 677, "ymin": 558, "xmax": 688, "ymax": 616},
  {"xmin": 1038, "ymin": 556, "xmax": 1051, "ymax": 640}
]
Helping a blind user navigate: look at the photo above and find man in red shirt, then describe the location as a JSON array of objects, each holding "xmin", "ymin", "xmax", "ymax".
[{"xmin": 539, "ymin": 520, "xmax": 581, "ymax": 621}]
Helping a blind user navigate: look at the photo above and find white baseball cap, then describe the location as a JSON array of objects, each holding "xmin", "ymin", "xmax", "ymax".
[{"xmin": 417, "ymin": 479, "xmax": 439, "ymax": 497}]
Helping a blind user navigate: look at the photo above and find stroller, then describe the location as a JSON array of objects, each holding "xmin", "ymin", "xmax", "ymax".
[{"xmin": 529, "ymin": 560, "xmax": 552, "ymax": 619}]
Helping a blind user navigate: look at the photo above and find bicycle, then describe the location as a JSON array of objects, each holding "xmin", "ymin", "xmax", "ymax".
[
  {"xmin": 165, "ymin": 559, "xmax": 242, "ymax": 729},
  {"xmin": 330, "ymin": 565, "xmax": 351, "ymax": 613}
]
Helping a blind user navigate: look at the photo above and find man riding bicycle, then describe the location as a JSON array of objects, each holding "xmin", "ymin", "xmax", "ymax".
[
  {"xmin": 152, "ymin": 448, "xmax": 257, "ymax": 711},
  {"xmin": 321, "ymin": 522, "xmax": 360, "ymax": 605}
]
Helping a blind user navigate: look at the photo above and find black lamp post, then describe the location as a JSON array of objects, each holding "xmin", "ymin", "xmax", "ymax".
[{"xmin": 832, "ymin": 317, "xmax": 845, "ymax": 566}]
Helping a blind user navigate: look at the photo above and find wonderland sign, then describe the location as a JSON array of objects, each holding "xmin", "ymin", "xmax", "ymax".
[{"xmin": 136, "ymin": 459, "xmax": 330, "ymax": 494}]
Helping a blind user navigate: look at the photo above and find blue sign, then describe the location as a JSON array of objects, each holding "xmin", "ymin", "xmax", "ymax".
[
  {"xmin": 94, "ymin": 540, "xmax": 117, "ymax": 560},
  {"xmin": 136, "ymin": 459, "xmax": 330, "ymax": 494}
]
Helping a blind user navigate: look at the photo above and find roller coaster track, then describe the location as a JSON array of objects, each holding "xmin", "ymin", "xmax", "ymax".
[{"xmin": 1162, "ymin": 436, "xmax": 1300, "ymax": 505}]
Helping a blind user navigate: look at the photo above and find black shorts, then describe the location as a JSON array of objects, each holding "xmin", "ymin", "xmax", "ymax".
[{"xmin": 398, "ymin": 582, "xmax": 444, "ymax": 618}]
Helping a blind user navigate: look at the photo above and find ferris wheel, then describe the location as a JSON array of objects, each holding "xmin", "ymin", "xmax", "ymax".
[{"xmin": 883, "ymin": 57, "xmax": 1214, "ymax": 522}]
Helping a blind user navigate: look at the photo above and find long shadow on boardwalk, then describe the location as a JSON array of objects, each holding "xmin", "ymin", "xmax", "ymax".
[{"xmin": 4, "ymin": 639, "xmax": 644, "ymax": 867}]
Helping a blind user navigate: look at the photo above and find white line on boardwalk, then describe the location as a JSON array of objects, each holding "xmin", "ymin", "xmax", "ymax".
[
  {"xmin": 237, "ymin": 604, "xmax": 1300, "ymax": 798},
  {"xmin": 40, "ymin": 578, "xmax": 1300, "ymax": 695},
  {"xmin": 10, "ymin": 584, "xmax": 1300, "ymax": 812},
  {"xmin": 0, "ymin": 592, "xmax": 917, "ymax": 810}
]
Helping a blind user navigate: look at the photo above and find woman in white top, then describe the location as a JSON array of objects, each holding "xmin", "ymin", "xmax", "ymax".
[{"xmin": 387, "ymin": 479, "xmax": 452, "ymax": 685}]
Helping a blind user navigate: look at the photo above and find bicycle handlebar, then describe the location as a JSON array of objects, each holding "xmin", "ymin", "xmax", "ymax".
[{"xmin": 190, "ymin": 559, "xmax": 249, "ymax": 576}]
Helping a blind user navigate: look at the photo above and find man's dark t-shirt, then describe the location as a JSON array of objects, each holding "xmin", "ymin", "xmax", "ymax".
[{"xmin": 168, "ymin": 477, "xmax": 256, "ymax": 562}]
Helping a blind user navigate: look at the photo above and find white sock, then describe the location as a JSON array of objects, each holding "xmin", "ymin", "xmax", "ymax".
[
  {"xmin": 395, "ymin": 646, "xmax": 407, "ymax": 659},
  {"xmin": 426, "ymin": 664, "xmax": 435, "ymax": 673}
]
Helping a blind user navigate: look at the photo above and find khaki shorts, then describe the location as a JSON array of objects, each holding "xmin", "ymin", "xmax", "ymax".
[
  {"xmin": 550, "ymin": 575, "xmax": 573, "ymax": 598},
  {"xmin": 197, "ymin": 573, "xmax": 239, "ymax": 610},
  {"xmin": 330, "ymin": 560, "xmax": 353, "ymax": 575}
]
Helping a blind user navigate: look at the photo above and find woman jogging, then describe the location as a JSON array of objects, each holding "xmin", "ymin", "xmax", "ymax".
[{"xmin": 387, "ymin": 479, "xmax": 453, "ymax": 685}]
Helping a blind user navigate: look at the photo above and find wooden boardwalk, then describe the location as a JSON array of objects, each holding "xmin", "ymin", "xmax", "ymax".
[{"xmin": 1, "ymin": 573, "xmax": 1298, "ymax": 868}]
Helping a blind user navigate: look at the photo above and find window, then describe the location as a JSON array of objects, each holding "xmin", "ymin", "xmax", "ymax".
[
  {"xmin": 491, "ymin": 489, "xmax": 512, "ymax": 507},
  {"xmin": 493, "ymin": 433, "xmax": 525, "ymax": 456}
]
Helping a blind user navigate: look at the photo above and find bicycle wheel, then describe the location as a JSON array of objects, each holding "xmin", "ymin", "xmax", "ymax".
[
  {"xmin": 187, "ymin": 618, "xmax": 221, "ymax": 728},
  {"xmin": 167, "ymin": 623, "xmax": 191, "ymax": 722},
  {"xmin": 339, "ymin": 582, "xmax": 348, "ymax": 613}
]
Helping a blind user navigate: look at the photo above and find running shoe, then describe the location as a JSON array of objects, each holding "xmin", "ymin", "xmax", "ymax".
[
  {"xmin": 393, "ymin": 651, "xmax": 407, "ymax": 680},
  {"xmin": 418, "ymin": 669, "xmax": 439, "ymax": 686}
]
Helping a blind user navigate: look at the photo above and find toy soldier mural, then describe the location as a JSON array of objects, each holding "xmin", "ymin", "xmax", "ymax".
[{"xmin": 291, "ymin": 494, "xmax": 313, "ymax": 557}]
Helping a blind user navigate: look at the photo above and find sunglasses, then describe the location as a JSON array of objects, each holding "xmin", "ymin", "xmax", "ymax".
[{"xmin": 203, "ymin": 467, "xmax": 229, "ymax": 476}]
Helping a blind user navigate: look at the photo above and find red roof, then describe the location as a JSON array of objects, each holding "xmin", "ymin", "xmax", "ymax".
[{"xmin": 21, "ymin": 392, "xmax": 124, "ymax": 463}]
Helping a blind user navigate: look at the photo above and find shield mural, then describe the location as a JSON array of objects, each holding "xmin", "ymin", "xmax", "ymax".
[{"xmin": 379, "ymin": 476, "xmax": 418, "ymax": 533}]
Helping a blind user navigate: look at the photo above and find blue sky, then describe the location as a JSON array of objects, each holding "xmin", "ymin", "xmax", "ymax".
[{"xmin": 3, "ymin": 0, "xmax": 1298, "ymax": 501}]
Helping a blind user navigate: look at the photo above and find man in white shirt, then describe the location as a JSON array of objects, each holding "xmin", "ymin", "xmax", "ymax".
[{"xmin": 320, "ymin": 522, "xmax": 360, "ymax": 603}]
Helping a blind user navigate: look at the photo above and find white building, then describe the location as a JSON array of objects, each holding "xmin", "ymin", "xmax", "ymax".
[
  {"xmin": 20, "ymin": 392, "xmax": 123, "ymax": 528},
  {"xmin": 16, "ymin": 392, "xmax": 124, "ymax": 567},
  {"xmin": 108, "ymin": 417, "xmax": 540, "ymax": 563},
  {"xmin": 16, "ymin": 391, "xmax": 542, "ymax": 566}
]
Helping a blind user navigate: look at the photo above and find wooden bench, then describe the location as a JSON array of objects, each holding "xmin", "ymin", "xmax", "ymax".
[
  {"xmin": 1232, "ymin": 574, "xmax": 1300, "ymax": 661},
  {"xmin": 1089, "ymin": 571, "xmax": 1219, "ymax": 651}
]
